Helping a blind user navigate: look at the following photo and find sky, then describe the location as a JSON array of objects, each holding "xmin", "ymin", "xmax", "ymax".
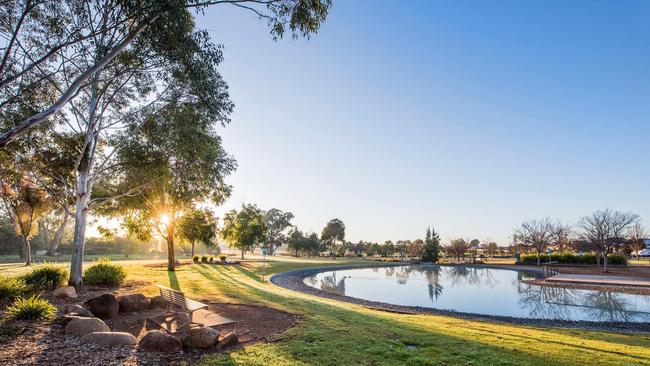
[{"xmin": 192, "ymin": 0, "xmax": 650, "ymax": 245}]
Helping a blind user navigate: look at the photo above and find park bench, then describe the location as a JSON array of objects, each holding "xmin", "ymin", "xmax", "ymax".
[{"xmin": 152, "ymin": 284, "xmax": 208, "ymax": 332}]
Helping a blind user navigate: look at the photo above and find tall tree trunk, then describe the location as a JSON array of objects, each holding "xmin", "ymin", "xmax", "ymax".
[
  {"xmin": 191, "ymin": 242, "xmax": 195, "ymax": 258},
  {"xmin": 70, "ymin": 170, "xmax": 91, "ymax": 286},
  {"xmin": 241, "ymin": 249, "xmax": 244, "ymax": 260},
  {"xmin": 166, "ymin": 234, "xmax": 175, "ymax": 271},
  {"xmin": 49, "ymin": 212, "xmax": 68, "ymax": 256},
  {"xmin": 603, "ymin": 253, "xmax": 608, "ymax": 273},
  {"xmin": 22, "ymin": 236, "xmax": 31, "ymax": 265},
  {"xmin": 69, "ymin": 70, "xmax": 100, "ymax": 286}
]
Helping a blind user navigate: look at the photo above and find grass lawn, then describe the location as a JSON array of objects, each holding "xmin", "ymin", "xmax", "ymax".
[{"xmin": 107, "ymin": 258, "xmax": 650, "ymax": 366}]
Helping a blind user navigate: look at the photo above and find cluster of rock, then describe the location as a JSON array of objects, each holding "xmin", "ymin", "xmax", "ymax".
[{"xmin": 56, "ymin": 289, "xmax": 238, "ymax": 352}]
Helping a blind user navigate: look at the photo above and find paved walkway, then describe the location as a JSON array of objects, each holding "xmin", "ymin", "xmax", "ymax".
[{"xmin": 547, "ymin": 273, "xmax": 650, "ymax": 287}]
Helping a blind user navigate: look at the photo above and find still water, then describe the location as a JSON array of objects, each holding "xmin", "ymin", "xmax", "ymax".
[{"xmin": 303, "ymin": 265, "xmax": 650, "ymax": 322}]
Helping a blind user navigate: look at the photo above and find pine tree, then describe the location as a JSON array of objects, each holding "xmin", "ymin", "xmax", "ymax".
[{"xmin": 422, "ymin": 226, "xmax": 440, "ymax": 262}]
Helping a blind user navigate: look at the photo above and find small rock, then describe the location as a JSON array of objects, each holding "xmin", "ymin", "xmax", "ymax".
[
  {"xmin": 61, "ymin": 314, "xmax": 85, "ymax": 327},
  {"xmin": 84, "ymin": 293, "xmax": 119, "ymax": 319},
  {"xmin": 216, "ymin": 332, "xmax": 238, "ymax": 349},
  {"xmin": 64, "ymin": 304, "xmax": 94, "ymax": 317},
  {"xmin": 80, "ymin": 332, "xmax": 137, "ymax": 346},
  {"xmin": 182, "ymin": 327, "xmax": 219, "ymax": 348},
  {"xmin": 149, "ymin": 296, "xmax": 169, "ymax": 309},
  {"xmin": 65, "ymin": 317, "xmax": 110, "ymax": 336},
  {"xmin": 53, "ymin": 286, "xmax": 77, "ymax": 299},
  {"xmin": 117, "ymin": 294, "xmax": 149, "ymax": 313},
  {"xmin": 138, "ymin": 330, "xmax": 182, "ymax": 352}
]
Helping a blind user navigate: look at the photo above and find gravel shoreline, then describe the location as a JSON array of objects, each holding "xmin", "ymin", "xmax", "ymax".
[{"xmin": 270, "ymin": 263, "xmax": 650, "ymax": 333}]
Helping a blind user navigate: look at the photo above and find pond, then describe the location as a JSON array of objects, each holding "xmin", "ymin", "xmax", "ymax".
[{"xmin": 303, "ymin": 265, "xmax": 650, "ymax": 323}]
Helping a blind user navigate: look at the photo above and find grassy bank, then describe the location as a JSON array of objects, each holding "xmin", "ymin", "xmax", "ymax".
[{"xmin": 116, "ymin": 258, "xmax": 650, "ymax": 365}]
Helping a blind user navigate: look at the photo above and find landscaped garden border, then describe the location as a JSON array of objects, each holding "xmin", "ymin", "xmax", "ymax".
[{"xmin": 270, "ymin": 263, "xmax": 650, "ymax": 332}]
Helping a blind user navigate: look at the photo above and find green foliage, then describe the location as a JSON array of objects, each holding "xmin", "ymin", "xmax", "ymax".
[
  {"xmin": 5, "ymin": 296, "xmax": 56, "ymax": 321},
  {"xmin": 193, "ymin": 255, "xmax": 200, "ymax": 263},
  {"xmin": 0, "ymin": 276, "xmax": 28, "ymax": 303},
  {"xmin": 221, "ymin": 204, "xmax": 267, "ymax": 258},
  {"xmin": 219, "ymin": 255, "xmax": 227, "ymax": 262},
  {"xmin": 422, "ymin": 226, "xmax": 441, "ymax": 263},
  {"xmin": 82, "ymin": 258, "xmax": 126, "ymax": 286},
  {"xmin": 262, "ymin": 208, "xmax": 294, "ymax": 254},
  {"xmin": 179, "ymin": 208, "xmax": 218, "ymax": 248},
  {"xmin": 21, "ymin": 264, "xmax": 68, "ymax": 290},
  {"xmin": 287, "ymin": 230, "xmax": 321, "ymax": 257},
  {"xmin": 519, "ymin": 253, "xmax": 627, "ymax": 265},
  {"xmin": 201, "ymin": 255, "xmax": 208, "ymax": 263},
  {"xmin": 320, "ymin": 218, "xmax": 345, "ymax": 254}
]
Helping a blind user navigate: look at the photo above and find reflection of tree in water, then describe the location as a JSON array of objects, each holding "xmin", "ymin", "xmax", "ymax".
[
  {"xmin": 518, "ymin": 284, "xmax": 576, "ymax": 319},
  {"xmin": 582, "ymin": 291, "xmax": 635, "ymax": 322},
  {"xmin": 320, "ymin": 272, "xmax": 346, "ymax": 295},
  {"xmin": 517, "ymin": 284, "xmax": 649, "ymax": 322},
  {"xmin": 395, "ymin": 267, "xmax": 410, "ymax": 284},
  {"xmin": 384, "ymin": 267, "xmax": 395, "ymax": 278},
  {"xmin": 445, "ymin": 267, "xmax": 498, "ymax": 289},
  {"xmin": 424, "ymin": 268, "xmax": 444, "ymax": 301}
]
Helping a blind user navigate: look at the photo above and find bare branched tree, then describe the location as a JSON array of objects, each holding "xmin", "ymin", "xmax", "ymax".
[
  {"xmin": 578, "ymin": 209, "xmax": 639, "ymax": 272},
  {"xmin": 628, "ymin": 222, "xmax": 648, "ymax": 261},
  {"xmin": 513, "ymin": 218, "xmax": 553, "ymax": 266}
]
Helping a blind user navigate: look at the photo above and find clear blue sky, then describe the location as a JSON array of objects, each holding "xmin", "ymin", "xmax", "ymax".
[{"xmin": 195, "ymin": 0, "xmax": 650, "ymax": 245}]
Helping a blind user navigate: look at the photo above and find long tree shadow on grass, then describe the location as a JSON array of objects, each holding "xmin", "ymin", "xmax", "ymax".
[
  {"xmin": 187, "ymin": 265, "xmax": 650, "ymax": 366},
  {"xmin": 167, "ymin": 269, "xmax": 181, "ymax": 291}
]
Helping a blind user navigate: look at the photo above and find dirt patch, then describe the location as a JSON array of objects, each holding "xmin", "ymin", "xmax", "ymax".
[{"xmin": 0, "ymin": 287, "xmax": 296, "ymax": 365}]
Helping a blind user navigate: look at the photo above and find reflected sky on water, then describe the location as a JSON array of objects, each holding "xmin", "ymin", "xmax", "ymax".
[{"xmin": 303, "ymin": 265, "xmax": 650, "ymax": 322}]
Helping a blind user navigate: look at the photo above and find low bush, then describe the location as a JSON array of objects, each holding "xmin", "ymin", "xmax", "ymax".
[
  {"xmin": 83, "ymin": 257, "xmax": 126, "ymax": 286},
  {"xmin": 193, "ymin": 256, "xmax": 200, "ymax": 263},
  {"xmin": 21, "ymin": 264, "xmax": 68, "ymax": 290},
  {"xmin": 219, "ymin": 255, "xmax": 227, "ymax": 262},
  {"xmin": 5, "ymin": 296, "xmax": 56, "ymax": 321},
  {"xmin": 519, "ymin": 253, "xmax": 627, "ymax": 265},
  {"xmin": 209, "ymin": 256, "xmax": 214, "ymax": 263},
  {"xmin": 0, "ymin": 276, "xmax": 28, "ymax": 303},
  {"xmin": 201, "ymin": 256, "xmax": 208, "ymax": 263}
]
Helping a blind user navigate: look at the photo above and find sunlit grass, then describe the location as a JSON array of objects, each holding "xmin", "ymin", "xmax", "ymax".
[{"xmin": 121, "ymin": 258, "xmax": 650, "ymax": 366}]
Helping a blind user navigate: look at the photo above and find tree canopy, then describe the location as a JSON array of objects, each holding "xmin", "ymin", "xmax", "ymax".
[{"xmin": 221, "ymin": 203, "xmax": 267, "ymax": 259}]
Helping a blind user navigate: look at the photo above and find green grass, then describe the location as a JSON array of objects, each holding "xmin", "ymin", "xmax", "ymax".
[{"xmin": 120, "ymin": 258, "xmax": 650, "ymax": 366}]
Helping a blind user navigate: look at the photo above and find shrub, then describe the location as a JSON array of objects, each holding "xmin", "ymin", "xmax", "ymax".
[
  {"xmin": 21, "ymin": 264, "xmax": 68, "ymax": 290},
  {"xmin": 219, "ymin": 255, "xmax": 227, "ymax": 262},
  {"xmin": 0, "ymin": 276, "xmax": 28, "ymax": 303},
  {"xmin": 201, "ymin": 256, "xmax": 208, "ymax": 263},
  {"xmin": 519, "ymin": 253, "xmax": 627, "ymax": 265},
  {"xmin": 193, "ymin": 256, "xmax": 200, "ymax": 263},
  {"xmin": 209, "ymin": 256, "xmax": 214, "ymax": 263},
  {"xmin": 5, "ymin": 296, "xmax": 56, "ymax": 321},
  {"xmin": 83, "ymin": 257, "xmax": 126, "ymax": 286}
]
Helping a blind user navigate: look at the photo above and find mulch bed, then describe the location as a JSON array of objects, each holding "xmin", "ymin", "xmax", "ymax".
[{"xmin": 0, "ymin": 283, "xmax": 296, "ymax": 366}]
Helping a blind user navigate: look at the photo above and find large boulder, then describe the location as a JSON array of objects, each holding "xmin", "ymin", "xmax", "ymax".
[
  {"xmin": 149, "ymin": 296, "xmax": 169, "ymax": 309},
  {"xmin": 64, "ymin": 304, "xmax": 94, "ymax": 317},
  {"xmin": 80, "ymin": 332, "xmax": 137, "ymax": 346},
  {"xmin": 117, "ymin": 294, "xmax": 149, "ymax": 313},
  {"xmin": 84, "ymin": 294, "xmax": 119, "ymax": 319},
  {"xmin": 65, "ymin": 317, "xmax": 110, "ymax": 336},
  {"xmin": 216, "ymin": 332, "xmax": 238, "ymax": 350},
  {"xmin": 53, "ymin": 286, "xmax": 77, "ymax": 299},
  {"xmin": 138, "ymin": 331, "xmax": 182, "ymax": 352},
  {"xmin": 182, "ymin": 327, "xmax": 219, "ymax": 349}
]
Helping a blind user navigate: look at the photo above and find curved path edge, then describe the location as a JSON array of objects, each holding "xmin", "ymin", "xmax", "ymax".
[{"xmin": 270, "ymin": 262, "xmax": 650, "ymax": 333}]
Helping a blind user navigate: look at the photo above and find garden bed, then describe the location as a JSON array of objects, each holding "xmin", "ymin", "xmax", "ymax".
[{"xmin": 0, "ymin": 282, "xmax": 296, "ymax": 365}]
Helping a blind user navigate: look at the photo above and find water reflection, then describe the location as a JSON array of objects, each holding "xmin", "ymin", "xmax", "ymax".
[{"xmin": 303, "ymin": 265, "xmax": 650, "ymax": 322}]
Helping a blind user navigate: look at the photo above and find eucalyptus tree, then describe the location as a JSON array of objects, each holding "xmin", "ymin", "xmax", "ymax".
[
  {"xmin": 320, "ymin": 218, "xmax": 344, "ymax": 256},
  {"xmin": 111, "ymin": 98, "xmax": 235, "ymax": 271},
  {"xmin": 1, "ymin": 0, "xmax": 332, "ymax": 284},
  {"xmin": 221, "ymin": 203, "xmax": 267, "ymax": 259},
  {"xmin": 262, "ymin": 208, "xmax": 294, "ymax": 255},
  {"xmin": 579, "ymin": 209, "xmax": 639, "ymax": 272},
  {"xmin": 0, "ymin": 178, "xmax": 51, "ymax": 264},
  {"xmin": 179, "ymin": 207, "xmax": 219, "ymax": 258}
]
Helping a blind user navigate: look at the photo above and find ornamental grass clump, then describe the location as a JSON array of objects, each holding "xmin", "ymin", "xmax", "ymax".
[
  {"xmin": 0, "ymin": 276, "xmax": 29, "ymax": 303},
  {"xmin": 5, "ymin": 295, "xmax": 56, "ymax": 321},
  {"xmin": 82, "ymin": 257, "xmax": 126, "ymax": 286},
  {"xmin": 21, "ymin": 264, "xmax": 68, "ymax": 290}
]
